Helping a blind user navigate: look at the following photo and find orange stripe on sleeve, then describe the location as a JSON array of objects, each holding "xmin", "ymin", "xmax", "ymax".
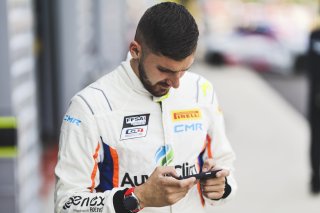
[
  {"xmin": 206, "ymin": 134, "xmax": 213, "ymax": 158},
  {"xmin": 200, "ymin": 136, "xmax": 207, "ymax": 153},
  {"xmin": 109, "ymin": 147, "xmax": 119, "ymax": 187},
  {"xmin": 90, "ymin": 142, "xmax": 101, "ymax": 192},
  {"xmin": 197, "ymin": 182, "xmax": 205, "ymax": 206}
]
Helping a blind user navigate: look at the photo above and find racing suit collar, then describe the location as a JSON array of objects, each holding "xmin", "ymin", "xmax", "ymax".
[
  {"xmin": 152, "ymin": 92, "xmax": 170, "ymax": 103},
  {"xmin": 121, "ymin": 60, "xmax": 172, "ymax": 102},
  {"xmin": 121, "ymin": 60, "xmax": 151, "ymax": 97}
]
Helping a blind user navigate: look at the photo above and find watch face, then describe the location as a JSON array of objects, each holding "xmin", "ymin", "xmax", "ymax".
[{"xmin": 123, "ymin": 196, "xmax": 138, "ymax": 211}]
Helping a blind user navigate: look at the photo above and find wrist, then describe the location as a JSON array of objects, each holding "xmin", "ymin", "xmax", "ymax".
[
  {"xmin": 134, "ymin": 185, "xmax": 146, "ymax": 208},
  {"xmin": 123, "ymin": 187, "xmax": 144, "ymax": 212}
]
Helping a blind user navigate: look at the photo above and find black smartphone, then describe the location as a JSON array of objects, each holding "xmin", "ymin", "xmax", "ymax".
[{"xmin": 179, "ymin": 169, "xmax": 222, "ymax": 180}]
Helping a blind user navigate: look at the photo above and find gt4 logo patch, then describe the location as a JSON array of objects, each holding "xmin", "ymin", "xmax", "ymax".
[{"xmin": 120, "ymin": 114, "xmax": 150, "ymax": 140}]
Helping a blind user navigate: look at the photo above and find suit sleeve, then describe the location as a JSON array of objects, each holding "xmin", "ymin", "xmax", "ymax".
[
  {"xmin": 198, "ymin": 79, "xmax": 237, "ymax": 206},
  {"xmin": 54, "ymin": 95, "xmax": 126, "ymax": 213}
]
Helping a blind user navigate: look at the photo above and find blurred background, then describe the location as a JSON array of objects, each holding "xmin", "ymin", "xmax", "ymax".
[{"xmin": 0, "ymin": 0, "xmax": 320, "ymax": 212}]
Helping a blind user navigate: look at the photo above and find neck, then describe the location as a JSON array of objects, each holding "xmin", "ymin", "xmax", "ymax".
[{"xmin": 130, "ymin": 58, "xmax": 140, "ymax": 78}]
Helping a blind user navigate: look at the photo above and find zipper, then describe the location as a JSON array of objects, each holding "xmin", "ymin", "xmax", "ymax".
[
  {"xmin": 159, "ymin": 101, "xmax": 168, "ymax": 166},
  {"xmin": 159, "ymin": 101, "xmax": 173, "ymax": 213}
]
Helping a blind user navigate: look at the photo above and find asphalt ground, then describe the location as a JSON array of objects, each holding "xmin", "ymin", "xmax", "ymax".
[{"xmin": 193, "ymin": 63, "xmax": 320, "ymax": 213}]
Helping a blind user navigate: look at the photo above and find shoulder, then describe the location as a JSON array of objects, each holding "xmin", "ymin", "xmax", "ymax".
[
  {"xmin": 73, "ymin": 78, "xmax": 114, "ymax": 115},
  {"xmin": 182, "ymin": 71, "xmax": 213, "ymax": 86},
  {"xmin": 68, "ymin": 67, "xmax": 118, "ymax": 115},
  {"xmin": 178, "ymin": 71, "xmax": 216, "ymax": 104}
]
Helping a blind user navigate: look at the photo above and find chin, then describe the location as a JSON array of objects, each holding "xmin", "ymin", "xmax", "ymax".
[
  {"xmin": 152, "ymin": 89, "xmax": 168, "ymax": 97},
  {"xmin": 153, "ymin": 93, "xmax": 166, "ymax": 97}
]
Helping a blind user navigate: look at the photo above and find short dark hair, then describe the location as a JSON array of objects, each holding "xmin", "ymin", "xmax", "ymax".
[{"xmin": 135, "ymin": 2, "xmax": 199, "ymax": 61}]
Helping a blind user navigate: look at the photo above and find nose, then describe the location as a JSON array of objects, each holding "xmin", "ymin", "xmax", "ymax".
[{"xmin": 168, "ymin": 72, "xmax": 183, "ymax": 88}]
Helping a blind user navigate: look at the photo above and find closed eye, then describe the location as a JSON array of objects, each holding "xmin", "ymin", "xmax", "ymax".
[
  {"xmin": 158, "ymin": 67, "xmax": 175, "ymax": 74},
  {"xmin": 157, "ymin": 66, "xmax": 190, "ymax": 74}
]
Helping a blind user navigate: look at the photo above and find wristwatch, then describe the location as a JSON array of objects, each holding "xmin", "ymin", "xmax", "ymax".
[{"xmin": 123, "ymin": 187, "xmax": 143, "ymax": 212}]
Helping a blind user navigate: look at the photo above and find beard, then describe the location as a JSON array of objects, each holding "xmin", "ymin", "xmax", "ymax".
[{"xmin": 138, "ymin": 60, "xmax": 170, "ymax": 97}]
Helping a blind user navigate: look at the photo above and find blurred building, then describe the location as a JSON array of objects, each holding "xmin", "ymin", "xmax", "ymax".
[
  {"xmin": 0, "ymin": 0, "xmax": 154, "ymax": 212},
  {"xmin": 202, "ymin": 0, "xmax": 318, "ymax": 74}
]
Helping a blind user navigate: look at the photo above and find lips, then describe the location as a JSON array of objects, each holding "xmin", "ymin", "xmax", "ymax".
[
  {"xmin": 158, "ymin": 86, "xmax": 170, "ymax": 95},
  {"xmin": 158, "ymin": 82, "xmax": 170, "ymax": 88}
]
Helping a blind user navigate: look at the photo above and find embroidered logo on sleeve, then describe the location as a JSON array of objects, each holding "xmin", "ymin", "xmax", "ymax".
[
  {"xmin": 63, "ymin": 115, "xmax": 81, "ymax": 126},
  {"xmin": 120, "ymin": 114, "xmax": 150, "ymax": 140}
]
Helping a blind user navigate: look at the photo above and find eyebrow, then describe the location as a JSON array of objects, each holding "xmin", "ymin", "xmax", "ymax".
[{"xmin": 157, "ymin": 65, "xmax": 191, "ymax": 73}]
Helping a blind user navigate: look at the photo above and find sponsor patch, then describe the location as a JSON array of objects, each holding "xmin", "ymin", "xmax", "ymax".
[
  {"xmin": 62, "ymin": 195, "xmax": 104, "ymax": 210},
  {"xmin": 120, "ymin": 161, "xmax": 199, "ymax": 187},
  {"xmin": 175, "ymin": 162, "xmax": 198, "ymax": 178},
  {"xmin": 201, "ymin": 81, "xmax": 212, "ymax": 97},
  {"xmin": 174, "ymin": 122, "xmax": 203, "ymax": 133},
  {"xmin": 120, "ymin": 114, "xmax": 150, "ymax": 140},
  {"xmin": 121, "ymin": 172, "xmax": 149, "ymax": 187},
  {"xmin": 155, "ymin": 144, "xmax": 174, "ymax": 166},
  {"xmin": 171, "ymin": 109, "xmax": 201, "ymax": 122},
  {"xmin": 64, "ymin": 115, "xmax": 81, "ymax": 126}
]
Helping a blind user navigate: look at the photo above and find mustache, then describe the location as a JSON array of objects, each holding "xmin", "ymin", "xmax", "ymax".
[{"xmin": 158, "ymin": 81, "xmax": 170, "ymax": 87}]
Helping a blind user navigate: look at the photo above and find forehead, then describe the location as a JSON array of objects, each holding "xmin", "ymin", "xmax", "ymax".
[{"xmin": 144, "ymin": 52, "xmax": 195, "ymax": 72}]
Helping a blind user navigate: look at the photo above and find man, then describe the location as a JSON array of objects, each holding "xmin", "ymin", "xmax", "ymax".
[
  {"xmin": 55, "ymin": 2, "xmax": 236, "ymax": 213},
  {"xmin": 307, "ymin": 26, "xmax": 320, "ymax": 194}
]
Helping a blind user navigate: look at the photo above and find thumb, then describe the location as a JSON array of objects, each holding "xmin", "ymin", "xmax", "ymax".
[
  {"xmin": 202, "ymin": 158, "xmax": 215, "ymax": 172},
  {"xmin": 162, "ymin": 166, "xmax": 179, "ymax": 178}
]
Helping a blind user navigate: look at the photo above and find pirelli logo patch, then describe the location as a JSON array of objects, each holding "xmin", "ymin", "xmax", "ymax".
[
  {"xmin": 171, "ymin": 109, "xmax": 201, "ymax": 122},
  {"xmin": 120, "ymin": 114, "xmax": 150, "ymax": 140}
]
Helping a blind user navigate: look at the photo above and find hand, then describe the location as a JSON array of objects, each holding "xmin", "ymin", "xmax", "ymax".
[
  {"xmin": 134, "ymin": 166, "xmax": 197, "ymax": 208},
  {"xmin": 201, "ymin": 158, "xmax": 229, "ymax": 200}
]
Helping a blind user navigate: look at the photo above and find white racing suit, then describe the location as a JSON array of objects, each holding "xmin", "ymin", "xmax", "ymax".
[{"xmin": 55, "ymin": 59, "xmax": 237, "ymax": 213}]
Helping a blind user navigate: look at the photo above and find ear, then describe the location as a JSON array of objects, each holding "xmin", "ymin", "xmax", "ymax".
[{"xmin": 129, "ymin": 41, "xmax": 142, "ymax": 60}]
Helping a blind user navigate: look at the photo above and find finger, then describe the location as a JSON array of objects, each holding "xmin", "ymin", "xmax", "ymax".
[
  {"xmin": 202, "ymin": 158, "xmax": 215, "ymax": 172},
  {"xmin": 215, "ymin": 169, "xmax": 230, "ymax": 178},
  {"xmin": 201, "ymin": 176, "xmax": 225, "ymax": 185},
  {"xmin": 181, "ymin": 177, "xmax": 197, "ymax": 189},
  {"xmin": 162, "ymin": 176, "xmax": 197, "ymax": 189},
  {"xmin": 158, "ymin": 166, "xmax": 179, "ymax": 178},
  {"xmin": 203, "ymin": 191, "xmax": 225, "ymax": 200},
  {"xmin": 201, "ymin": 184, "xmax": 225, "ymax": 193},
  {"xmin": 166, "ymin": 190, "xmax": 191, "ymax": 205}
]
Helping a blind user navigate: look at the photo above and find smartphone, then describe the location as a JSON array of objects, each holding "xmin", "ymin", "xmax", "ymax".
[{"xmin": 179, "ymin": 169, "xmax": 222, "ymax": 180}]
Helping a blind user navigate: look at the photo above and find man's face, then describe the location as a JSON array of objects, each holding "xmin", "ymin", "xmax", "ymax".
[{"xmin": 137, "ymin": 51, "xmax": 195, "ymax": 97}]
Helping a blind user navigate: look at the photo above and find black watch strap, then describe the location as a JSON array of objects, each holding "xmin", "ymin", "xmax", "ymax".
[
  {"xmin": 113, "ymin": 188, "xmax": 131, "ymax": 213},
  {"xmin": 123, "ymin": 187, "xmax": 142, "ymax": 212},
  {"xmin": 222, "ymin": 177, "xmax": 232, "ymax": 199}
]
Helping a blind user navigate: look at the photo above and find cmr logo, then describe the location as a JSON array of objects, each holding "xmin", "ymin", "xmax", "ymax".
[
  {"xmin": 171, "ymin": 109, "xmax": 201, "ymax": 122},
  {"xmin": 174, "ymin": 123, "xmax": 202, "ymax": 133},
  {"xmin": 64, "ymin": 115, "xmax": 81, "ymax": 126}
]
